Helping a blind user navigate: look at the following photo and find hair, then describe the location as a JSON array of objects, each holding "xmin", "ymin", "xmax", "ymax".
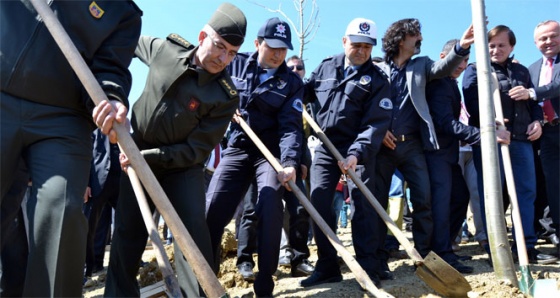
[
  {"xmin": 382, "ymin": 18, "xmax": 422, "ymax": 62},
  {"xmin": 441, "ymin": 39, "xmax": 459, "ymax": 55},
  {"xmin": 286, "ymin": 55, "xmax": 305, "ymax": 69},
  {"xmin": 257, "ymin": 37, "xmax": 264, "ymax": 45},
  {"xmin": 534, "ymin": 20, "xmax": 560, "ymax": 38},
  {"xmin": 488, "ymin": 25, "xmax": 516, "ymax": 46}
]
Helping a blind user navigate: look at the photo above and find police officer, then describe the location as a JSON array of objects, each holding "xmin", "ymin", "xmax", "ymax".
[
  {"xmin": 104, "ymin": 3, "xmax": 247, "ymax": 297},
  {"xmin": 205, "ymin": 17, "xmax": 303, "ymax": 297},
  {"xmin": 300, "ymin": 18, "xmax": 393, "ymax": 288},
  {"xmin": 0, "ymin": 1, "xmax": 141, "ymax": 296}
]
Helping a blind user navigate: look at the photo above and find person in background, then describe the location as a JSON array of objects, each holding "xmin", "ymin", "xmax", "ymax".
[
  {"xmin": 0, "ymin": 1, "xmax": 141, "ymax": 296},
  {"xmin": 205, "ymin": 17, "xmax": 303, "ymax": 297},
  {"xmin": 509, "ymin": 20, "xmax": 560, "ymax": 258},
  {"xmin": 463, "ymin": 24, "xmax": 556, "ymax": 264},
  {"xmin": 104, "ymin": 3, "xmax": 247, "ymax": 296}
]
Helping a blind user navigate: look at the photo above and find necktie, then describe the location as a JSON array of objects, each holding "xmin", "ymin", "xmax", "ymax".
[{"xmin": 542, "ymin": 58, "xmax": 557, "ymax": 122}]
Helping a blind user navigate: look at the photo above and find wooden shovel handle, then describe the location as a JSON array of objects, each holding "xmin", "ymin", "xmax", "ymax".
[
  {"xmin": 234, "ymin": 115, "xmax": 394, "ymax": 298},
  {"xmin": 302, "ymin": 110, "xmax": 423, "ymax": 263},
  {"xmin": 127, "ymin": 167, "xmax": 182, "ymax": 298},
  {"xmin": 28, "ymin": 1, "xmax": 226, "ymax": 296}
]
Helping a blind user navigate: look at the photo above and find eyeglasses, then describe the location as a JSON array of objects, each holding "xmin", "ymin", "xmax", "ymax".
[
  {"xmin": 289, "ymin": 65, "xmax": 304, "ymax": 71},
  {"xmin": 208, "ymin": 36, "xmax": 237, "ymax": 59}
]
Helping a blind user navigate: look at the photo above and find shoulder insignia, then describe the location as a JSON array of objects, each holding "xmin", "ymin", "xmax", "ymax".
[
  {"xmin": 292, "ymin": 99, "xmax": 304, "ymax": 112},
  {"xmin": 89, "ymin": 1, "xmax": 104, "ymax": 19},
  {"xmin": 379, "ymin": 98, "xmax": 393, "ymax": 110},
  {"xmin": 167, "ymin": 34, "xmax": 194, "ymax": 49},
  {"xmin": 219, "ymin": 78, "xmax": 238, "ymax": 99}
]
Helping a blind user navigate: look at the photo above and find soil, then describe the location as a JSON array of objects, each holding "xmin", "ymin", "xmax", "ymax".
[{"xmin": 83, "ymin": 220, "xmax": 560, "ymax": 298}]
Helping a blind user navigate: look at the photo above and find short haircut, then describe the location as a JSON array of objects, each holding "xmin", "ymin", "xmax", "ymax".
[
  {"xmin": 286, "ymin": 55, "xmax": 305, "ymax": 69},
  {"xmin": 488, "ymin": 25, "xmax": 516, "ymax": 46},
  {"xmin": 441, "ymin": 39, "xmax": 459, "ymax": 55}
]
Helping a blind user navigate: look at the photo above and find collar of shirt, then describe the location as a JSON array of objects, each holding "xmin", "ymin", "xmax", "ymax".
[{"xmin": 258, "ymin": 66, "xmax": 278, "ymax": 83}]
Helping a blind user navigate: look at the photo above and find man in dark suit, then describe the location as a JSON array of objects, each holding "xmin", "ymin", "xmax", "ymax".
[
  {"xmin": 425, "ymin": 39, "xmax": 510, "ymax": 273},
  {"xmin": 509, "ymin": 20, "xmax": 560, "ymax": 256}
]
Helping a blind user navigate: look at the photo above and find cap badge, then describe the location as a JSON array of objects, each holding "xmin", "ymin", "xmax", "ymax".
[
  {"xmin": 89, "ymin": 1, "xmax": 104, "ymax": 19},
  {"xmin": 275, "ymin": 24, "xmax": 287, "ymax": 38},
  {"xmin": 359, "ymin": 22, "xmax": 371, "ymax": 33}
]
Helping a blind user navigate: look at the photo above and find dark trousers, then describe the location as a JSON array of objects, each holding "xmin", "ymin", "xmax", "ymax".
[
  {"xmin": 206, "ymin": 146, "xmax": 284, "ymax": 296},
  {"xmin": 83, "ymin": 161, "xmax": 120, "ymax": 277},
  {"xmin": 375, "ymin": 139, "xmax": 433, "ymax": 258},
  {"xmin": 310, "ymin": 146, "xmax": 378, "ymax": 274},
  {"xmin": 105, "ymin": 165, "xmax": 212, "ymax": 297},
  {"xmin": 540, "ymin": 125, "xmax": 560, "ymax": 239},
  {"xmin": 425, "ymin": 148, "xmax": 470, "ymax": 262},
  {"xmin": 1, "ymin": 92, "xmax": 91, "ymax": 297}
]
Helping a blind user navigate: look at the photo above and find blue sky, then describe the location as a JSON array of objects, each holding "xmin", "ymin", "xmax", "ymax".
[{"xmin": 128, "ymin": 0, "xmax": 560, "ymax": 107}]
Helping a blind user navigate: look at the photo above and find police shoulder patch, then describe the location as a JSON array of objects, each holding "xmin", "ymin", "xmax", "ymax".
[
  {"xmin": 89, "ymin": 1, "xmax": 104, "ymax": 19},
  {"xmin": 379, "ymin": 98, "xmax": 393, "ymax": 110},
  {"xmin": 292, "ymin": 99, "xmax": 304, "ymax": 112},
  {"xmin": 167, "ymin": 34, "xmax": 194, "ymax": 49}
]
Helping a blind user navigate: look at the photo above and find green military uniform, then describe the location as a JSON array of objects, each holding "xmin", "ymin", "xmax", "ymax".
[{"xmin": 105, "ymin": 34, "xmax": 240, "ymax": 297}]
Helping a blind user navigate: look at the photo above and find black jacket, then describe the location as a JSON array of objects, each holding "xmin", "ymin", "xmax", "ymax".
[{"xmin": 0, "ymin": 0, "xmax": 142, "ymax": 116}]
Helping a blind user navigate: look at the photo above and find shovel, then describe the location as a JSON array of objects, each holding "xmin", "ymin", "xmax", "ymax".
[
  {"xmin": 126, "ymin": 166, "xmax": 182, "ymax": 298},
  {"xmin": 234, "ymin": 115, "xmax": 394, "ymax": 298},
  {"xmin": 302, "ymin": 109, "xmax": 472, "ymax": 297},
  {"xmin": 490, "ymin": 73, "xmax": 558, "ymax": 297},
  {"xmin": 29, "ymin": 0, "xmax": 228, "ymax": 296}
]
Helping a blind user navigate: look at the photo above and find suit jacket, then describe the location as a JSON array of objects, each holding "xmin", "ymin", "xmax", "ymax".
[
  {"xmin": 376, "ymin": 46, "xmax": 469, "ymax": 150},
  {"xmin": 529, "ymin": 53, "xmax": 560, "ymax": 115}
]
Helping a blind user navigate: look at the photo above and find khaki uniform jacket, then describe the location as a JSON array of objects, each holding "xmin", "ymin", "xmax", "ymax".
[{"xmin": 131, "ymin": 34, "xmax": 239, "ymax": 170}]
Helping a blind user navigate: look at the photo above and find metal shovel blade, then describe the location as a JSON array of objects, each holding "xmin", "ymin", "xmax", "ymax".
[{"xmin": 415, "ymin": 252, "xmax": 472, "ymax": 297}]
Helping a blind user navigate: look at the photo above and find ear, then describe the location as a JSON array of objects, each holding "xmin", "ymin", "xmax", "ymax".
[
  {"xmin": 198, "ymin": 31, "xmax": 207, "ymax": 44},
  {"xmin": 439, "ymin": 52, "xmax": 445, "ymax": 59},
  {"xmin": 254, "ymin": 38, "xmax": 260, "ymax": 49},
  {"xmin": 342, "ymin": 36, "xmax": 347, "ymax": 48}
]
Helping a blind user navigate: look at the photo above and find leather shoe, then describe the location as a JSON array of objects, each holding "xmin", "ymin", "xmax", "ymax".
[
  {"xmin": 527, "ymin": 249, "xmax": 558, "ymax": 265},
  {"xmin": 388, "ymin": 248, "xmax": 408, "ymax": 260},
  {"xmin": 300, "ymin": 270, "xmax": 342, "ymax": 287},
  {"xmin": 291, "ymin": 259, "xmax": 315, "ymax": 277},
  {"xmin": 377, "ymin": 263, "xmax": 394, "ymax": 280},
  {"xmin": 449, "ymin": 260, "xmax": 473, "ymax": 274},
  {"xmin": 237, "ymin": 262, "xmax": 255, "ymax": 281},
  {"xmin": 454, "ymin": 253, "xmax": 472, "ymax": 261},
  {"xmin": 278, "ymin": 255, "xmax": 291, "ymax": 267}
]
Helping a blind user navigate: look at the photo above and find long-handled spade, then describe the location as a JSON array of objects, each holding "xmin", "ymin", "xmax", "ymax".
[
  {"xmin": 302, "ymin": 110, "xmax": 472, "ymax": 297},
  {"xmin": 234, "ymin": 115, "xmax": 394, "ymax": 298},
  {"xmin": 490, "ymin": 73, "xmax": 558, "ymax": 297},
  {"xmin": 126, "ymin": 166, "xmax": 182, "ymax": 298},
  {"xmin": 29, "ymin": 0, "xmax": 228, "ymax": 296}
]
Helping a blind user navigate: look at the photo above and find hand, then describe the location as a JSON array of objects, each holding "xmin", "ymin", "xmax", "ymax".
[
  {"xmin": 526, "ymin": 120, "xmax": 542, "ymax": 141},
  {"xmin": 232, "ymin": 109, "xmax": 242, "ymax": 123},
  {"xmin": 337, "ymin": 155, "xmax": 357, "ymax": 174},
  {"xmin": 119, "ymin": 152, "xmax": 131, "ymax": 174},
  {"xmin": 300, "ymin": 164, "xmax": 308, "ymax": 181},
  {"xmin": 459, "ymin": 23, "xmax": 475, "ymax": 49},
  {"xmin": 92, "ymin": 100, "xmax": 129, "ymax": 143},
  {"xmin": 277, "ymin": 166, "xmax": 297, "ymax": 191},
  {"xmin": 83, "ymin": 186, "xmax": 91, "ymax": 203},
  {"xmin": 509, "ymin": 86, "xmax": 531, "ymax": 101},
  {"xmin": 496, "ymin": 129, "xmax": 511, "ymax": 145},
  {"xmin": 382, "ymin": 131, "xmax": 397, "ymax": 150}
]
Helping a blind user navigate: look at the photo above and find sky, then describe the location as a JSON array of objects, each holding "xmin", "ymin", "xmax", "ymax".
[{"xmin": 128, "ymin": 0, "xmax": 560, "ymax": 108}]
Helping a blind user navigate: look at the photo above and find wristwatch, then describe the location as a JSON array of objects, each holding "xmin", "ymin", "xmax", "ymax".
[{"xmin": 528, "ymin": 88, "xmax": 537, "ymax": 101}]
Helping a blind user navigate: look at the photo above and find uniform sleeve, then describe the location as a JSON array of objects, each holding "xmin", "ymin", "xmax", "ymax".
[
  {"xmin": 135, "ymin": 36, "xmax": 165, "ymax": 66},
  {"xmin": 347, "ymin": 75, "xmax": 392, "ymax": 163},
  {"xmin": 141, "ymin": 98, "xmax": 239, "ymax": 170},
  {"xmin": 277, "ymin": 79, "xmax": 304, "ymax": 168},
  {"xmin": 90, "ymin": 8, "xmax": 142, "ymax": 108},
  {"xmin": 427, "ymin": 79, "xmax": 480, "ymax": 144},
  {"xmin": 462, "ymin": 64, "xmax": 481, "ymax": 128}
]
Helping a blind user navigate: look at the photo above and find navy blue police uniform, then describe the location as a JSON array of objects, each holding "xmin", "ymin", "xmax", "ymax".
[
  {"xmin": 205, "ymin": 51, "xmax": 303, "ymax": 296},
  {"xmin": 303, "ymin": 53, "xmax": 392, "ymax": 283}
]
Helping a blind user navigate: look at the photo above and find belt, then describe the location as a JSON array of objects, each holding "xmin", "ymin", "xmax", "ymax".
[{"xmin": 394, "ymin": 133, "xmax": 419, "ymax": 142}]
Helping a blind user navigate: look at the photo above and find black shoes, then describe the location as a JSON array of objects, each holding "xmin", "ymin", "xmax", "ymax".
[
  {"xmin": 448, "ymin": 260, "xmax": 474, "ymax": 274},
  {"xmin": 377, "ymin": 263, "xmax": 394, "ymax": 280},
  {"xmin": 527, "ymin": 249, "xmax": 558, "ymax": 264},
  {"xmin": 291, "ymin": 259, "xmax": 315, "ymax": 277},
  {"xmin": 237, "ymin": 262, "xmax": 255, "ymax": 281},
  {"xmin": 300, "ymin": 270, "xmax": 342, "ymax": 287}
]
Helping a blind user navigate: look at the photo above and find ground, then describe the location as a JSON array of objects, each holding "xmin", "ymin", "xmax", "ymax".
[{"xmin": 83, "ymin": 220, "xmax": 560, "ymax": 298}]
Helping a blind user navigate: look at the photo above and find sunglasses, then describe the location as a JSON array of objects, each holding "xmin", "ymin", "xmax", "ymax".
[{"xmin": 289, "ymin": 65, "xmax": 304, "ymax": 71}]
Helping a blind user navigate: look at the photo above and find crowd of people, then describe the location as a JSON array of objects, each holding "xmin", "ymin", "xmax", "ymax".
[{"xmin": 1, "ymin": 1, "xmax": 558, "ymax": 297}]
